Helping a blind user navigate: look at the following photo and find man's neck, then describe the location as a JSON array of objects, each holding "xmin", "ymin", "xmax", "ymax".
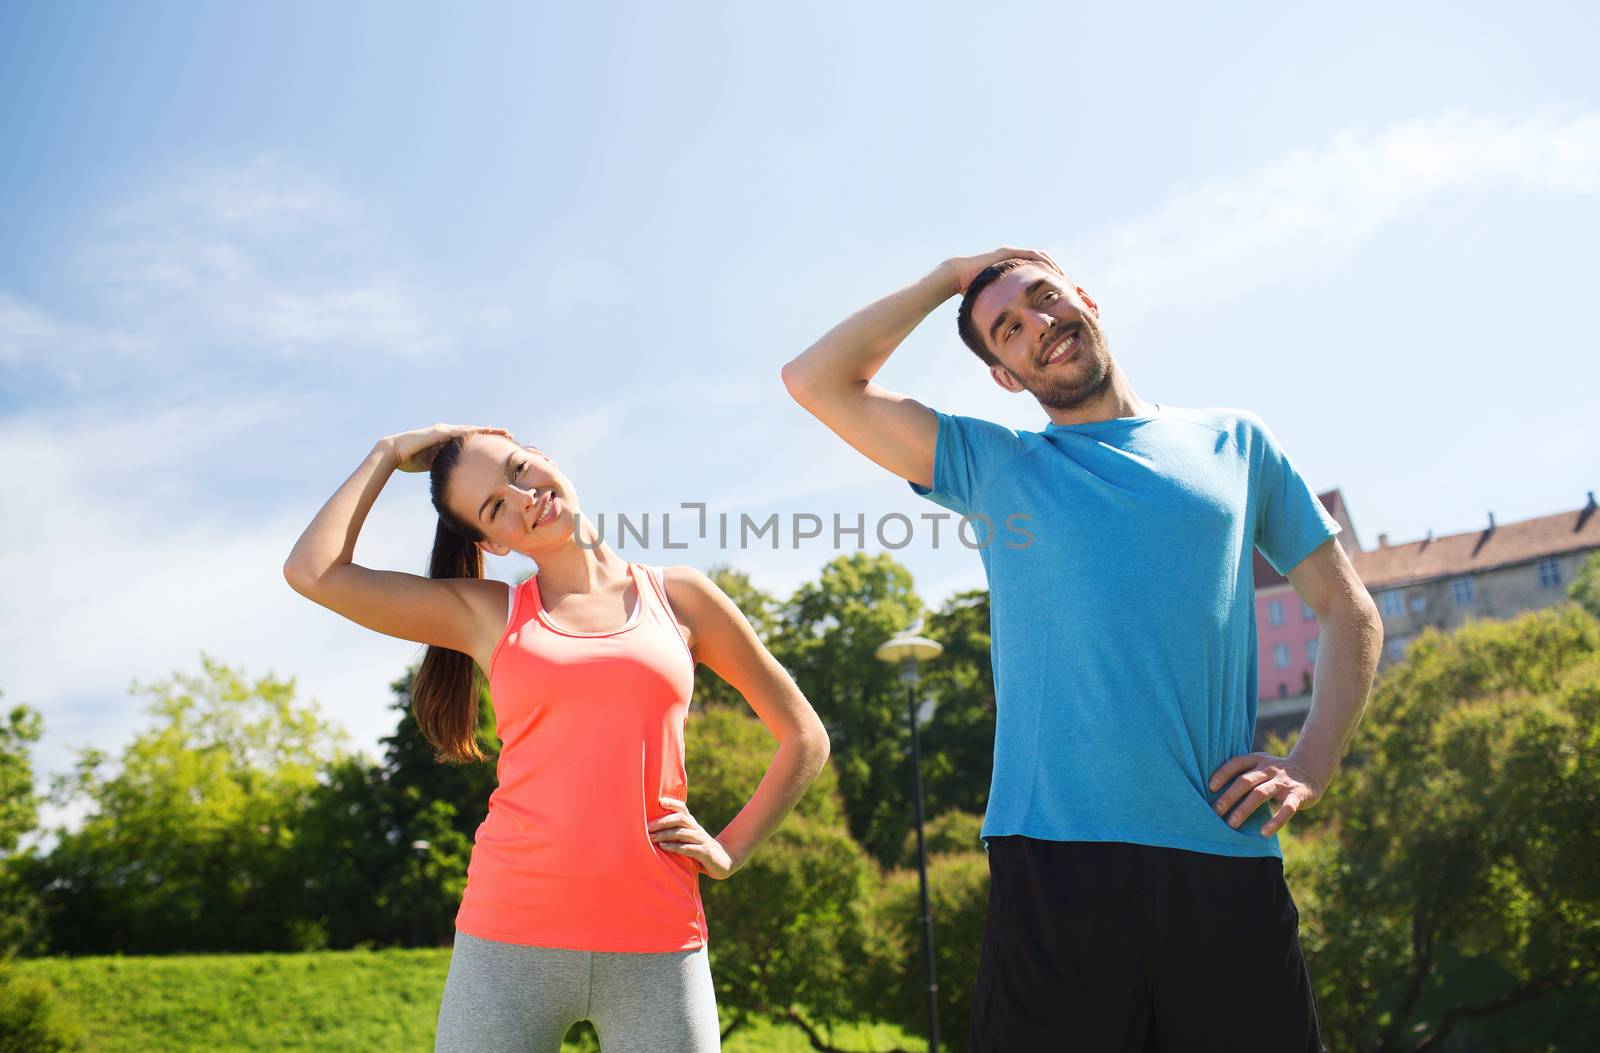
[{"xmin": 1041, "ymin": 364, "xmax": 1155, "ymax": 427}]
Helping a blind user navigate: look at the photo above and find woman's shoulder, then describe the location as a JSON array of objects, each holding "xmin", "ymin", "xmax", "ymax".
[
  {"xmin": 651, "ymin": 565, "xmax": 758, "ymax": 634},
  {"xmin": 652, "ymin": 564, "xmax": 716, "ymax": 598}
]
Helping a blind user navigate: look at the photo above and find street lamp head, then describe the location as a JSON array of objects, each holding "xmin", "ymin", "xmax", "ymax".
[
  {"xmin": 875, "ymin": 632, "xmax": 944, "ymax": 686},
  {"xmin": 875, "ymin": 633, "xmax": 944, "ymax": 666},
  {"xmin": 410, "ymin": 839, "xmax": 432, "ymax": 854}
]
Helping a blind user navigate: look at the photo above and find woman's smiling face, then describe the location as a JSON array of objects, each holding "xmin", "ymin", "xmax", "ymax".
[{"xmin": 445, "ymin": 432, "xmax": 575, "ymax": 557}]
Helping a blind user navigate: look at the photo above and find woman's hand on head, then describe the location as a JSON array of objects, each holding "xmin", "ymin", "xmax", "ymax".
[{"xmin": 382, "ymin": 424, "xmax": 512, "ymax": 473}]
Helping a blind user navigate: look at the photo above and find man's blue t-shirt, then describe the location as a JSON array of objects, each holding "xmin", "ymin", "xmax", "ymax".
[{"xmin": 909, "ymin": 404, "xmax": 1339, "ymax": 858}]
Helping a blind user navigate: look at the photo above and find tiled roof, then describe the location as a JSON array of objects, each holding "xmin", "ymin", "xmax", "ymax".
[
  {"xmin": 1351, "ymin": 499, "xmax": 1600, "ymax": 589},
  {"xmin": 1254, "ymin": 489, "xmax": 1356, "ymax": 589}
]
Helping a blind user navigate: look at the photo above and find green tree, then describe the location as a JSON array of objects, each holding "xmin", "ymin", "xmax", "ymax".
[
  {"xmin": 378, "ymin": 666, "xmax": 498, "ymax": 849},
  {"xmin": 1294, "ymin": 607, "xmax": 1600, "ymax": 1052},
  {"xmin": 38, "ymin": 657, "xmax": 346, "ymax": 954},
  {"xmin": 287, "ymin": 754, "xmax": 477, "ymax": 950},
  {"xmin": 285, "ymin": 755, "xmax": 409, "ymax": 949},
  {"xmin": 288, "ymin": 665, "xmax": 493, "ymax": 950},
  {"xmin": 0, "ymin": 700, "xmax": 41, "ymax": 855},
  {"xmin": 0, "ymin": 698, "xmax": 46, "ymax": 956},
  {"xmin": 864, "ymin": 848, "xmax": 991, "ymax": 1053},
  {"xmin": 776, "ymin": 553, "xmax": 925, "ymax": 865},
  {"xmin": 691, "ymin": 564, "xmax": 782, "ymax": 711},
  {"xmin": 685, "ymin": 705, "xmax": 892, "ymax": 1046},
  {"xmin": 917, "ymin": 590, "xmax": 997, "ymax": 823},
  {"xmin": 894, "ymin": 810, "xmax": 985, "ymax": 870},
  {"xmin": 0, "ymin": 962, "xmax": 82, "ymax": 1053},
  {"xmin": 1569, "ymin": 550, "xmax": 1600, "ymax": 620}
]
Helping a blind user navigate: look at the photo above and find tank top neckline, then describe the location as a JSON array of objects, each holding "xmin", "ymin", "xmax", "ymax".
[{"xmin": 529, "ymin": 561, "xmax": 646, "ymax": 638}]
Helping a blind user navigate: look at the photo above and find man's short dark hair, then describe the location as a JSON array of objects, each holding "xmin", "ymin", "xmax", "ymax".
[{"xmin": 956, "ymin": 258, "xmax": 1037, "ymax": 367}]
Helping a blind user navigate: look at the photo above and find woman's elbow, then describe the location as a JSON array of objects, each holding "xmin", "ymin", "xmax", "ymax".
[
  {"xmin": 282, "ymin": 556, "xmax": 320, "ymax": 598},
  {"xmin": 805, "ymin": 720, "xmax": 831, "ymax": 767}
]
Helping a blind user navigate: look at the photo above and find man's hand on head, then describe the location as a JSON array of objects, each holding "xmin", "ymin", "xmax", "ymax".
[
  {"xmin": 1208, "ymin": 753, "xmax": 1326, "ymax": 837},
  {"xmin": 942, "ymin": 246, "xmax": 1063, "ymax": 296}
]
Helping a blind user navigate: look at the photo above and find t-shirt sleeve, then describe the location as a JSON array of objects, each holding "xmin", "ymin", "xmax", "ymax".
[
  {"xmin": 907, "ymin": 409, "xmax": 1027, "ymax": 516},
  {"xmin": 1252, "ymin": 415, "xmax": 1341, "ymax": 576}
]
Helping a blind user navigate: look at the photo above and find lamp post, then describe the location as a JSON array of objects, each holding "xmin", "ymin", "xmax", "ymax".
[
  {"xmin": 875, "ymin": 626, "xmax": 944, "ymax": 1053},
  {"xmin": 410, "ymin": 838, "xmax": 431, "ymax": 947}
]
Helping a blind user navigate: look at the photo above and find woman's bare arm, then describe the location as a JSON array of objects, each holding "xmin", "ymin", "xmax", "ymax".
[{"xmin": 282, "ymin": 426, "xmax": 510, "ymax": 668}]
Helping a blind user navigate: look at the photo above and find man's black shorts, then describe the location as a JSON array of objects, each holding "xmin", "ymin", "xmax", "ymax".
[{"xmin": 969, "ymin": 837, "xmax": 1322, "ymax": 1052}]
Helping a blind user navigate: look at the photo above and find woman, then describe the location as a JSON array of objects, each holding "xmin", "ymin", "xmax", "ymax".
[{"xmin": 283, "ymin": 423, "xmax": 830, "ymax": 1053}]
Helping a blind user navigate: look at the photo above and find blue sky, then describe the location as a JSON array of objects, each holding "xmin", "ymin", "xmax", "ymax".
[{"xmin": 3, "ymin": 1, "xmax": 1598, "ymax": 808}]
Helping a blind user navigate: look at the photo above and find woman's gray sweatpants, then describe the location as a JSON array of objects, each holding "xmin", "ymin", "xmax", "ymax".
[{"xmin": 433, "ymin": 928, "xmax": 721, "ymax": 1052}]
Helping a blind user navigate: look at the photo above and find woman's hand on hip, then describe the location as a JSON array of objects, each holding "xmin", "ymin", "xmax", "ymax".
[{"xmin": 649, "ymin": 797, "xmax": 736, "ymax": 880}]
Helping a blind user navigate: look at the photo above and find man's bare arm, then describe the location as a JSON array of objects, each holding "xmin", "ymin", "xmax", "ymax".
[
  {"xmin": 1210, "ymin": 537, "xmax": 1383, "ymax": 835},
  {"xmin": 1282, "ymin": 537, "xmax": 1384, "ymax": 791},
  {"xmin": 780, "ymin": 247, "xmax": 1058, "ymax": 488}
]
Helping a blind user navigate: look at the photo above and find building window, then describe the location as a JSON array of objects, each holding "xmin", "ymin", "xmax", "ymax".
[
  {"xmin": 1386, "ymin": 636, "xmax": 1408, "ymax": 662},
  {"xmin": 1451, "ymin": 577, "xmax": 1474, "ymax": 606},
  {"xmin": 1379, "ymin": 590, "xmax": 1404, "ymax": 617},
  {"xmin": 1273, "ymin": 643, "xmax": 1291, "ymax": 668},
  {"xmin": 1409, "ymin": 594, "xmax": 1427, "ymax": 613},
  {"xmin": 1301, "ymin": 600, "xmax": 1316, "ymax": 622},
  {"xmin": 1307, "ymin": 637, "xmax": 1319, "ymax": 663},
  {"xmin": 1268, "ymin": 600, "xmax": 1285, "ymax": 626},
  {"xmin": 1278, "ymin": 683, "xmax": 1289, "ymax": 699},
  {"xmin": 1538, "ymin": 559, "xmax": 1562, "ymax": 588}
]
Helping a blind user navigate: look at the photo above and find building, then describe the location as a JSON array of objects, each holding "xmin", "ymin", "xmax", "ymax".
[
  {"xmin": 1253, "ymin": 490, "xmax": 1600, "ymax": 749},
  {"xmin": 1255, "ymin": 489, "xmax": 1362, "ymax": 703},
  {"xmin": 1353, "ymin": 492, "xmax": 1600, "ymax": 665}
]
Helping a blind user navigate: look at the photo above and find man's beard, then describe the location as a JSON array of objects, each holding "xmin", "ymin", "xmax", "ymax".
[{"xmin": 1012, "ymin": 322, "xmax": 1114, "ymax": 411}]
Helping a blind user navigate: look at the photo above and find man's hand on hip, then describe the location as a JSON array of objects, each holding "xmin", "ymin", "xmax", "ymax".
[{"xmin": 1208, "ymin": 753, "xmax": 1325, "ymax": 836}]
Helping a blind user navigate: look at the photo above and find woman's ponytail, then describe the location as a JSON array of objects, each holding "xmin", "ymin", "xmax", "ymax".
[{"xmin": 412, "ymin": 435, "xmax": 492, "ymax": 764}]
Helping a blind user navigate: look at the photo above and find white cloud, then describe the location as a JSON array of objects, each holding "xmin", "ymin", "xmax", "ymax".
[
  {"xmin": 1, "ymin": 157, "xmax": 443, "ymax": 396},
  {"xmin": 1066, "ymin": 110, "xmax": 1600, "ymax": 323},
  {"xmin": 0, "ymin": 294, "xmax": 149, "ymax": 392},
  {"xmin": 0, "ymin": 398, "xmax": 442, "ymax": 810},
  {"xmin": 0, "ymin": 295, "xmax": 59, "ymax": 369},
  {"xmin": 90, "ymin": 158, "xmax": 439, "ymax": 358}
]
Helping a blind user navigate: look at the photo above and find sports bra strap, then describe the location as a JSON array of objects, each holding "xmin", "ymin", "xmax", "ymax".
[{"xmin": 643, "ymin": 564, "xmax": 692, "ymax": 658}]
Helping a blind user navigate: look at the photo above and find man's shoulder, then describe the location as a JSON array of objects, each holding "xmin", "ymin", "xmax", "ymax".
[
  {"xmin": 1160, "ymin": 404, "xmax": 1265, "ymax": 431},
  {"xmin": 1158, "ymin": 405, "xmax": 1276, "ymax": 452},
  {"xmin": 930, "ymin": 406, "xmax": 1049, "ymax": 447}
]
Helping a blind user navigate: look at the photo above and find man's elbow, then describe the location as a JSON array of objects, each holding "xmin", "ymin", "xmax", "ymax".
[
  {"xmin": 282, "ymin": 557, "xmax": 320, "ymax": 598},
  {"xmin": 1354, "ymin": 588, "xmax": 1383, "ymax": 638},
  {"xmin": 1343, "ymin": 591, "xmax": 1384, "ymax": 654},
  {"xmin": 780, "ymin": 357, "xmax": 813, "ymax": 406}
]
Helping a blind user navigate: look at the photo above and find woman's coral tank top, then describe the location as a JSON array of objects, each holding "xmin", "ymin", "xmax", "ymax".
[{"xmin": 454, "ymin": 561, "xmax": 708, "ymax": 951}]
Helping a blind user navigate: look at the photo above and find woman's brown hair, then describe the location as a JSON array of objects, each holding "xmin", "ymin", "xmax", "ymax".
[{"xmin": 412, "ymin": 434, "xmax": 492, "ymax": 763}]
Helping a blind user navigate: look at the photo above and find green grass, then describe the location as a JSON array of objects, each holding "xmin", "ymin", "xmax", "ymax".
[{"xmin": 13, "ymin": 950, "xmax": 919, "ymax": 1053}]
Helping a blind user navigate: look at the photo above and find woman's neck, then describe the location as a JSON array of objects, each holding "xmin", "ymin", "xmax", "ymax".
[{"xmin": 531, "ymin": 519, "xmax": 631, "ymax": 596}]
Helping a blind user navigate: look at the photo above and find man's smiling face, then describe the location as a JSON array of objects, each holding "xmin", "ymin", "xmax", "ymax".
[{"xmin": 967, "ymin": 263, "xmax": 1114, "ymax": 411}]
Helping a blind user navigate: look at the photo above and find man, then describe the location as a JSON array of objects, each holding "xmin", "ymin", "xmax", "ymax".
[{"xmin": 781, "ymin": 247, "xmax": 1383, "ymax": 1051}]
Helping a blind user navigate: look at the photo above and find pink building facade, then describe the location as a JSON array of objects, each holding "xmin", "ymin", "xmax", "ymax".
[{"xmin": 1254, "ymin": 490, "xmax": 1361, "ymax": 702}]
